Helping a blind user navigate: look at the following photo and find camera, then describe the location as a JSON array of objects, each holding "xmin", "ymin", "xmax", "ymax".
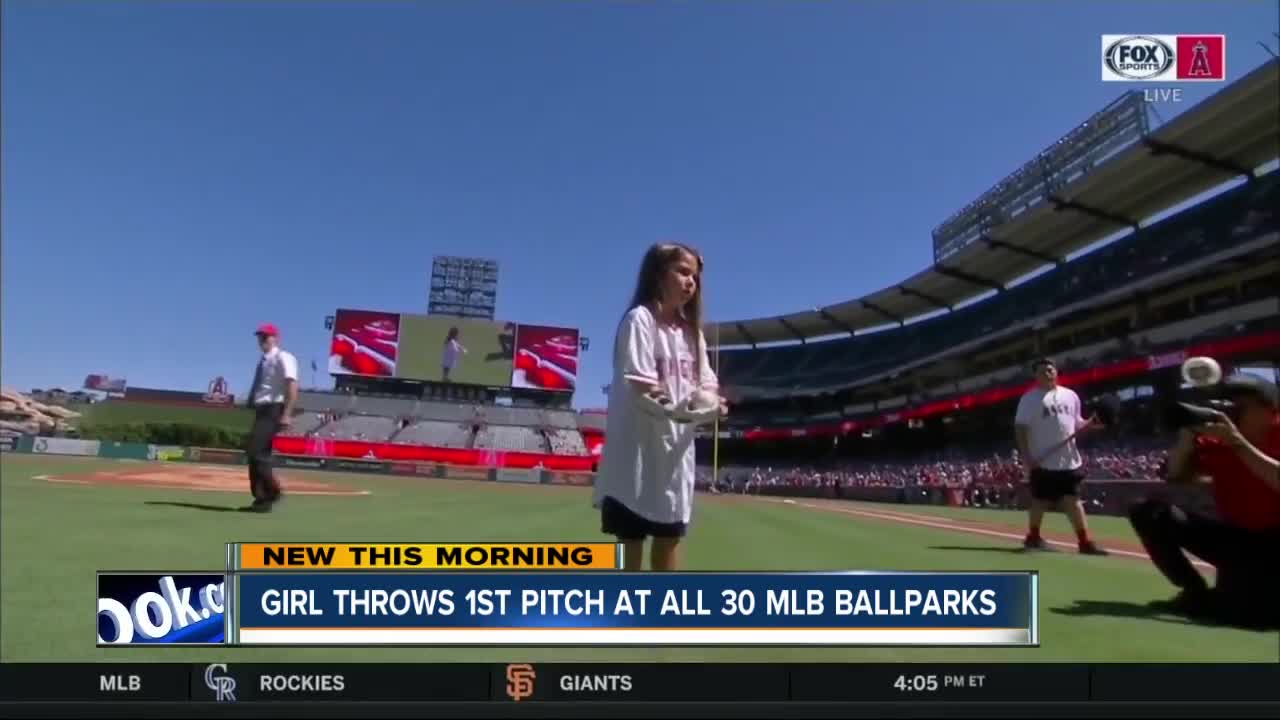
[
  {"xmin": 1083, "ymin": 393, "xmax": 1124, "ymax": 427},
  {"xmin": 1163, "ymin": 394, "xmax": 1241, "ymax": 430}
]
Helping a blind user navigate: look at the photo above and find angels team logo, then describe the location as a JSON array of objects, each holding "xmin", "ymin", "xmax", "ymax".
[
  {"xmin": 1101, "ymin": 34, "xmax": 1225, "ymax": 82},
  {"xmin": 202, "ymin": 376, "xmax": 232, "ymax": 405}
]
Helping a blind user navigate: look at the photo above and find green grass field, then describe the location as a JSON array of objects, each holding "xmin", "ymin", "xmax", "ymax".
[
  {"xmin": 72, "ymin": 401, "xmax": 252, "ymax": 432},
  {"xmin": 2, "ymin": 454, "xmax": 1275, "ymax": 663}
]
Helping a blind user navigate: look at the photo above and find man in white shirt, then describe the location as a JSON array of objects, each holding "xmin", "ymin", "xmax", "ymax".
[
  {"xmin": 245, "ymin": 323, "xmax": 299, "ymax": 512},
  {"xmin": 1014, "ymin": 358, "xmax": 1108, "ymax": 554}
]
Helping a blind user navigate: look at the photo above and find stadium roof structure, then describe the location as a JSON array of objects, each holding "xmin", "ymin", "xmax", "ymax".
[{"xmin": 706, "ymin": 58, "xmax": 1280, "ymax": 349}]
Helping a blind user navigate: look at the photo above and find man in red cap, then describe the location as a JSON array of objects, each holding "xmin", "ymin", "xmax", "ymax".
[{"xmin": 245, "ymin": 323, "xmax": 298, "ymax": 512}]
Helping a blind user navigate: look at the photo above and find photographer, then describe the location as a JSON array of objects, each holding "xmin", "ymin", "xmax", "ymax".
[{"xmin": 1128, "ymin": 374, "xmax": 1280, "ymax": 629}]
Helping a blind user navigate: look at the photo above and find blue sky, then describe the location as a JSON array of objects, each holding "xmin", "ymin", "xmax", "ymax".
[{"xmin": 3, "ymin": 1, "xmax": 1277, "ymax": 407}]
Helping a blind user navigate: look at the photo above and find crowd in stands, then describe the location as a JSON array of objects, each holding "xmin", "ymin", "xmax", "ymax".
[{"xmin": 697, "ymin": 434, "xmax": 1173, "ymax": 507}]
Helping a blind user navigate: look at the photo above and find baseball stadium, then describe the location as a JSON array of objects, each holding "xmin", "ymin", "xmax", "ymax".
[{"xmin": 3, "ymin": 56, "xmax": 1279, "ymax": 671}]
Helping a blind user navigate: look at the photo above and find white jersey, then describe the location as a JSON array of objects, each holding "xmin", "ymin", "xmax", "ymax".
[
  {"xmin": 1015, "ymin": 385, "xmax": 1085, "ymax": 471},
  {"xmin": 442, "ymin": 339, "xmax": 465, "ymax": 370},
  {"xmin": 592, "ymin": 305, "xmax": 718, "ymax": 525}
]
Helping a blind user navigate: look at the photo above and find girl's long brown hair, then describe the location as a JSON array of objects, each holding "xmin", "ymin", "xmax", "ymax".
[{"xmin": 622, "ymin": 242, "xmax": 707, "ymax": 384}]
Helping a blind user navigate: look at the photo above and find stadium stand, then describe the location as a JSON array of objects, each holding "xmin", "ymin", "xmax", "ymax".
[
  {"xmin": 256, "ymin": 63, "xmax": 1274, "ymax": 479},
  {"xmin": 391, "ymin": 419, "xmax": 473, "ymax": 448},
  {"xmin": 543, "ymin": 409, "xmax": 580, "ymax": 429},
  {"xmin": 716, "ymin": 171, "xmax": 1279, "ymax": 395},
  {"xmin": 288, "ymin": 388, "xmax": 602, "ymax": 454},
  {"xmin": 474, "ymin": 424, "xmax": 550, "ymax": 453},
  {"xmin": 545, "ymin": 428, "xmax": 589, "ymax": 456},
  {"xmin": 576, "ymin": 412, "xmax": 607, "ymax": 432},
  {"xmin": 278, "ymin": 412, "xmax": 326, "ymax": 437},
  {"xmin": 313, "ymin": 414, "xmax": 398, "ymax": 442}
]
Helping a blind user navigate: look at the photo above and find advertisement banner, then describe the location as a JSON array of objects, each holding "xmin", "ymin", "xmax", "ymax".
[
  {"xmin": 1148, "ymin": 350, "xmax": 1187, "ymax": 371},
  {"xmin": 301, "ymin": 437, "xmax": 337, "ymax": 458},
  {"xmin": 270, "ymin": 436, "xmax": 597, "ymax": 472},
  {"xmin": 389, "ymin": 462, "xmax": 436, "ymax": 477},
  {"xmin": 148, "ymin": 445, "xmax": 187, "ymax": 462},
  {"xmin": 443, "ymin": 464, "xmax": 491, "ymax": 481},
  {"xmin": 328, "ymin": 458, "xmax": 389, "ymax": 474},
  {"xmin": 97, "ymin": 441, "xmax": 152, "ymax": 461},
  {"xmin": 546, "ymin": 471, "xmax": 595, "ymax": 487},
  {"xmin": 495, "ymin": 468, "xmax": 539, "ymax": 484},
  {"xmin": 83, "ymin": 374, "xmax": 127, "ymax": 394},
  {"xmin": 186, "ymin": 447, "xmax": 245, "ymax": 465},
  {"xmin": 32, "ymin": 437, "xmax": 102, "ymax": 457},
  {"xmin": 97, "ymin": 572, "xmax": 226, "ymax": 646},
  {"xmin": 0, "ymin": 436, "xmax": 15, "ymax": 453},
  {"xmin": 279, "ymin": 456, "xmax": 326, "ymax": 470}
]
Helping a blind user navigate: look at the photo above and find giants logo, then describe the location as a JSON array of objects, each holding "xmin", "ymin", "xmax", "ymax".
[{"xmin": 505, "ymin": 664, "xmax": 536, "ymax": 701}]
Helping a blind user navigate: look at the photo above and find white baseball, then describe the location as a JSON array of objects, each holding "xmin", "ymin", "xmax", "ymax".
[
  {"xmin": 689, "ymin": 389, "xmax": 720, "ymax": 411},
  {"xmin": 1181, "ymin": 356, "xmax": 1222, "ymax": 387}
]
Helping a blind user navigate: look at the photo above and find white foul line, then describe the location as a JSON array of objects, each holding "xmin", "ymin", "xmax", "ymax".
[{"xmin": 769, "ymin": 498, "xmax": 1214, "ymax": 571}]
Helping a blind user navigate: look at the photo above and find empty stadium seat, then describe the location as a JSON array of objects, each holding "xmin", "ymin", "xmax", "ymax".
[
  {"xmin": 546, "ymin": 429, "xmax": 588, "ymax": 455},
  {"xmin": 392, "ymin": 419, "xmax": 473, "ymax": 448},
  {"xmin": 473, "ymin": 425, "xmax": 549, "ymax": 453},
  {"xmin": 313, "ymin": 414, "xmax": 398, "ymax": 442},
  {"xmin": 279, "ymin": 412, "xmax": 326, "ymax": 437}
]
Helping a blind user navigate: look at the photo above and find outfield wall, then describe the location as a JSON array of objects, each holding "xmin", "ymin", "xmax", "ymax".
[
  {"xmin": 2, "ymin": 435, "xmax": 592, "ymax": 487},
  {"xmin": 272, "ymin": 435, "xmax": 595, "ymax": 472}
]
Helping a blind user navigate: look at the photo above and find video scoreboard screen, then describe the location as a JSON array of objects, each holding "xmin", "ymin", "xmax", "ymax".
[{"xmin": 329, "ymin": 309, "xmax": 580, "ymax": 392}]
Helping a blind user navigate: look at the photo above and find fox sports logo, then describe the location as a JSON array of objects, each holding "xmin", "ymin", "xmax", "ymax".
[{"xmin": 1104, "ymin": 36, "xmax": 1174, "ymax": 80}]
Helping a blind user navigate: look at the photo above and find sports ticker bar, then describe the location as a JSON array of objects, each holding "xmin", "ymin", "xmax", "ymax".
[{"xmin": 2, "ymin": 664, "xmax": 1279, "ymax": 705}]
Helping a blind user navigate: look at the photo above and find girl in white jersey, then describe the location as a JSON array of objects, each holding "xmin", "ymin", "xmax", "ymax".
[
  {"xmin": 441, "ymin": 327, "xmax": 467, "ymax": 383},
  {"xmin": 593, "ymin": 243, "xmax": 726, "ymax": 571}
]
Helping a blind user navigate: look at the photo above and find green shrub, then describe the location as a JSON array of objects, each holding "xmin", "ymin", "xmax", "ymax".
[{"xmin": 78, "ymin": 422, "xmax": 250, "ymax": 450}]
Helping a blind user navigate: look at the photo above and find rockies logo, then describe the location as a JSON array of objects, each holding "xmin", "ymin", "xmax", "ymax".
[{"xmin": 204, "ymin": 664, "xmax": 237, "ymax": 702}]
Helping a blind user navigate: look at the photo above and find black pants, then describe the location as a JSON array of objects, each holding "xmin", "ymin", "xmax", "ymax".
[
  {"xmin": 1129, "ymin": 497, "xmax": 1280, "ymax": 627},
  {"xmin": 247, "ymin": 403, "xmax": 284, "ymax": 502}
]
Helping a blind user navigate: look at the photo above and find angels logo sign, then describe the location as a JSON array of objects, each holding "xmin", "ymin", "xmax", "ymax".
[{"xmin": 202, "ymin": 377, "xmax": 233, "ymax": 406}]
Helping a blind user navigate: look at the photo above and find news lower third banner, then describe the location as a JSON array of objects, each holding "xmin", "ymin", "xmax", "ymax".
[
  {"xmin": 231, "ymin": 572, "xmax": 1037, "ymax": 646},
  {"xmin": 97, "ymin": 545, "xmax": 1035, "ymax": 646},
  {"xmin": 232, "ymin": 542, "xmax": 624, "ymax": 571}
]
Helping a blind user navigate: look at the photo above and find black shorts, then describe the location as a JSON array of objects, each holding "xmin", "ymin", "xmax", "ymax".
[
  {"xmin": 600, "ymin": 496, "xmax": 687, "ymax": 540},
  {"xmin": 1030, "ymin": 468, "xmax": 1086, "ymax": 502}
]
